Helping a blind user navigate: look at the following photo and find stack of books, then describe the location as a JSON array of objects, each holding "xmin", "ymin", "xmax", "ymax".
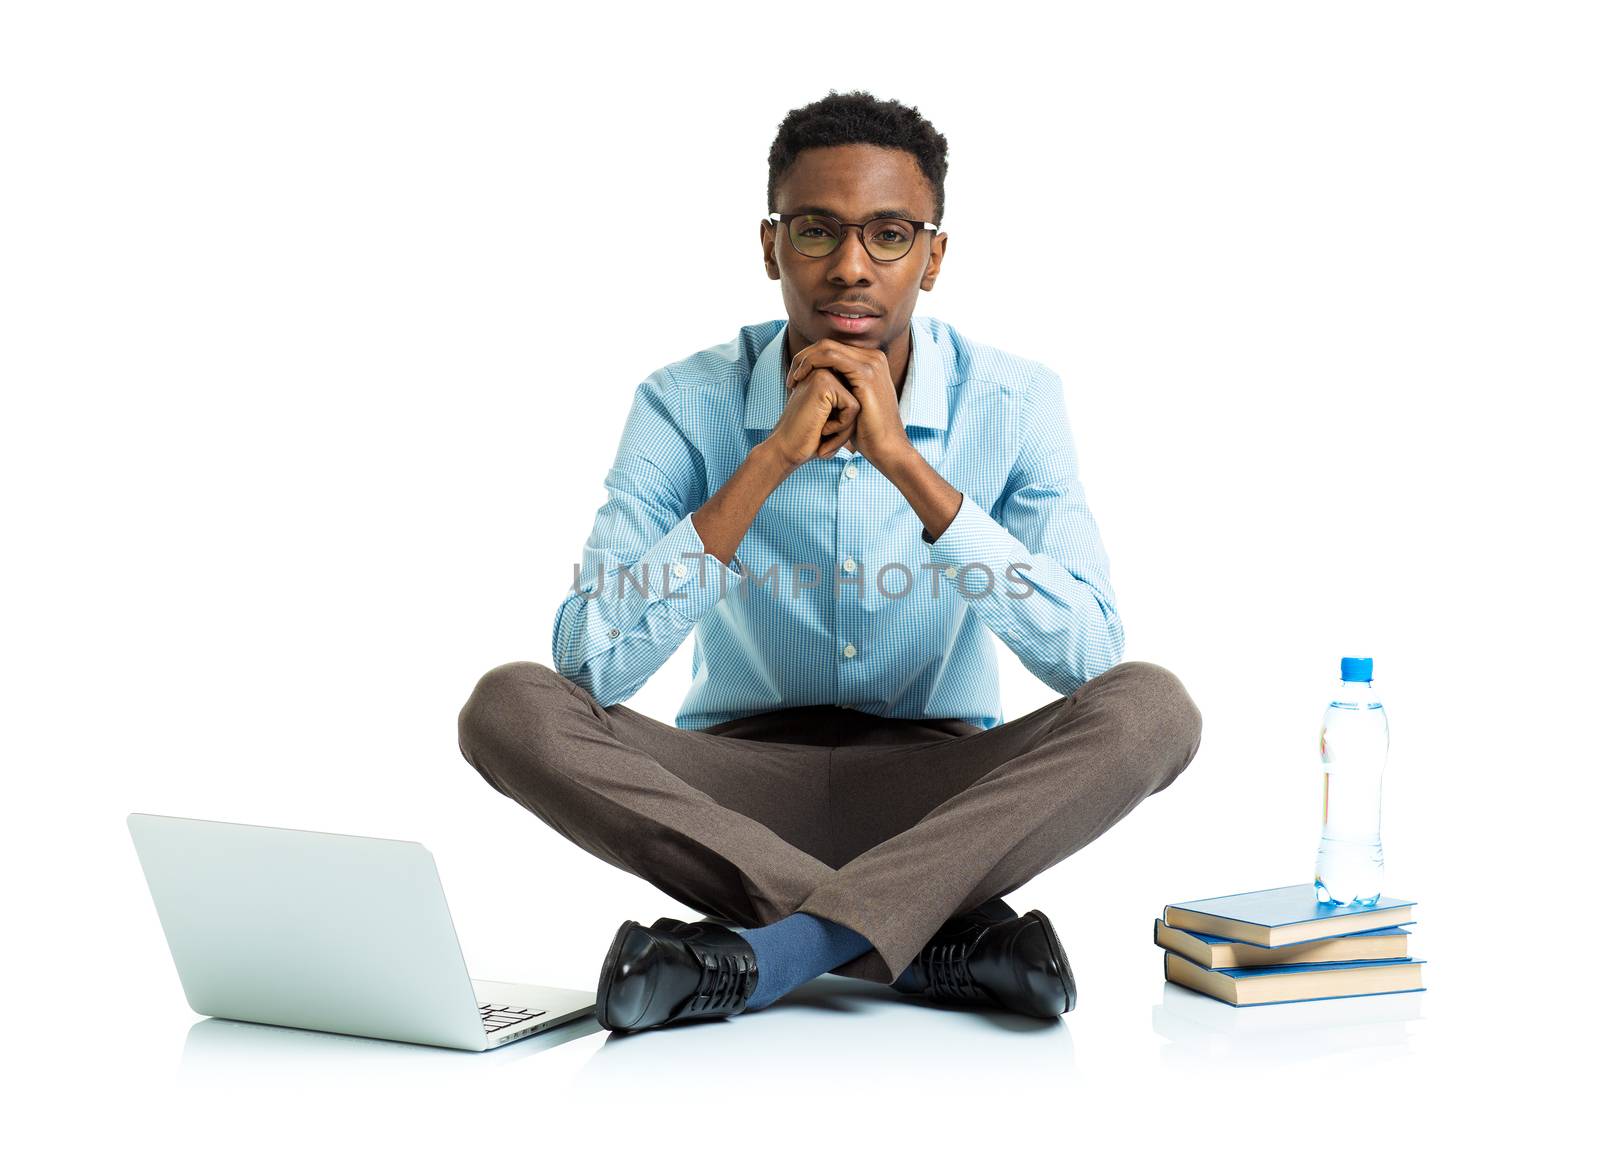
[{"xmin": 1155, "ymin": 884, "xmax": 1425, "ymax": 1006}]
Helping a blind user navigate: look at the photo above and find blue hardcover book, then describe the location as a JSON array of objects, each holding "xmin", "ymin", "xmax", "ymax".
[
  {"xmin": 1163, "ymin": 884, "xmax": 1418, "ymax": 948},
  {"xmin": 1164, "ymin": 952, "xmax": 1427, "ymax": 1006},
  {"xmin": 1153, "ymin": 919, "xmax": 1413, "ymax": 969}
]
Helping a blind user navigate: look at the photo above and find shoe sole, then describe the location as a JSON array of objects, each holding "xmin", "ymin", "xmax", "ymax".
[
  {"xmin": 595, "ymin": 918, "xmax": 641, "ymax": 1032},
  {"xmin": 1023, "ymin": 909, "xmax": 1077, "ymax": 1014}
]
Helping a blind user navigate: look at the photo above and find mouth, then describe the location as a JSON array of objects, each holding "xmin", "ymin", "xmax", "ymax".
[{"xmin": 817, "ymin": 308, "xmax": 882, "ymax": 334}]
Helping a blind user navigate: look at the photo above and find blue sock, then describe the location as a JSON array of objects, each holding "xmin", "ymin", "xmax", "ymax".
[{"xmin": 734, "ymin": 912, "xmax": 873, "ymax": 1010}]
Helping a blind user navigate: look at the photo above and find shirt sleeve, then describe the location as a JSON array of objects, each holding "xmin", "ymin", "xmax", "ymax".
[
  {"xmin": 921, "ymin": 364, "xmax": 1125, "ymax": 697},
  {"xmin": 551, "ymin": 372, "xmax": 747, "ymax": 707}
]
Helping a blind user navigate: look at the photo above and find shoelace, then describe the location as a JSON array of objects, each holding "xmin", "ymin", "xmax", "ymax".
[
  {"xmin": 925, "ymin": 938, "xmax": 983, "ymax": 1001},
  {"xmin": 691, "ymin": 947, "xmax": 757, "ymax": 1013}
]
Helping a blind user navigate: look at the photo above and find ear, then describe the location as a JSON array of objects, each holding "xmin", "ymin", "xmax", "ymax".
[
  {"xmin": 920, "ymin": 232, "xmax": 948, "ymax": 292},
  {"xmin": 760, "ymin": 218, "xmax": 781, "ymax": 281}
]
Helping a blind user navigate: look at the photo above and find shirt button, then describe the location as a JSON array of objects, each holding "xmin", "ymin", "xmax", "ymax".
[
  {"xmin": 842, "ymin": 557, "xmax": 857, "ymax": 573},
  {"xmin": 671, "ymin": 561, "xmax": 687, "ymax": 578},
  {"xmin": 842, "ymin": 643, "xmax": 857, "ymax": 658},
  {"xmin": 844, "ymin": 464, "xmax": 858, "ymax": 479},
  {"xmin": 944, "ymin": 565, "xmax": 957, "ymax": 579},
  {"xmin": 609, "ymin": 627, "xmax": 620, "ymax": 638}
]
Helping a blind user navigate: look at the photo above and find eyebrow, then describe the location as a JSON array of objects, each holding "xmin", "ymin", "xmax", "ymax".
[{"xmin": 786, "ymin": 204, "xmax": 920, "ymax": 221}]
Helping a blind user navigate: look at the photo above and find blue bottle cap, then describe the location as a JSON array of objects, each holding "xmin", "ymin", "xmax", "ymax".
[{"xmin": 1341, "ymin": 656, "xmax": 1374, "ymax": 682}]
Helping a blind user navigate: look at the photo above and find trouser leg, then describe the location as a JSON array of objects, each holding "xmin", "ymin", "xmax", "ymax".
[
  {"xmin": 800, "ymin": 661, "xmax": 1204, "ymax": 984},
  {"xmin": 456, "ymin": 661, "xmax": 837, "ymax": 925},
  {"xmin": 456, "ymin": 659, "xmax": 1202, "ymax": 993}
]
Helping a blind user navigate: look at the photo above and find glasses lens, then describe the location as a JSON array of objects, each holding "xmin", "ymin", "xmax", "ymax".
[
  {"xmin": 789, "ymin": 214, "xmax": 840, "ymax": 257},
  {"xmin": 864, "ymin": 218, "xmax": 916, "ymax": 261},
  {"xmin": 784, "ymin": 214, "xmax": 918, "ymax": 260}
]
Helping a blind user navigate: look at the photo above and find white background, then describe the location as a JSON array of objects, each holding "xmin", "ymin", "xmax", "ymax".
[{"xmin": 3, "ymin": 1, "xmax": 1596, "ymax": 1145}]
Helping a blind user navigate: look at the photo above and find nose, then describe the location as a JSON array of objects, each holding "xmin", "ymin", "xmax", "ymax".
[{"xmin": 827, "ymin": 225, "xmax": 876, "ymax": 285}]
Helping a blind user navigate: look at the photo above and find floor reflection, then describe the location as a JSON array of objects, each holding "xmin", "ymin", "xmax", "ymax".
[
  {"xmin": 576, "ymin": 975, "xmax": 1075, "ymax": 1089},
  {"xmin": 1152, "ymin": 983, "xmax": 1423, "ymax": 1068},
  {"xmin": 177, "ymin": 975, "xmax": 1077, "ymax": 1085},
  {"xmin": 181, "ymin": 1012, "xmax": 603, "ymax": 1074}
]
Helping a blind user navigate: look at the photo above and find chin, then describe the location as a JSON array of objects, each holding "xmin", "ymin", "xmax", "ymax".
[{"xmin": 834, "ymin": 327, "xmax": 894, "ymax": 349}]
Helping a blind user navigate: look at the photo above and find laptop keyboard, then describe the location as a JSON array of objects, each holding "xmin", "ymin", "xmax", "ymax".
[{"xmin": 480, "ymin": 1002, "xmax": 547, "ymax": 1034}]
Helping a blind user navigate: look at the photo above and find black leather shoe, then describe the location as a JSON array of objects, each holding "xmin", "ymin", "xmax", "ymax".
[
  {"xmin": 650, "ymin": 914, "xmax": 743, "ymax": 933},
  {"xmin": 891, "ymin": 896, "xmax": 1016, "ymax": 994},
  {"xmin": 895, "ymin": 904, "xmax": 1076, "ymax": 1018},
  {"xmin": 896, "ymin": 896, "xmax": 1017, "ymax": 992},
  {"xmin": 595, "ymin": 918, "xmax": 759, "ymax": 1033}
]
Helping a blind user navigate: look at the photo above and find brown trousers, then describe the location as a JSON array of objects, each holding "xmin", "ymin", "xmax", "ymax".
[{"xmin": 456, "ymin": 660, "xmax": 1202, "ymax": 984}]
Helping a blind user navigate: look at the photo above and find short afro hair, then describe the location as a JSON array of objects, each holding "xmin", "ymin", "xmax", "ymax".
[{"xmin": 767, "ymin": 89, "xmax": 949, "ymax": 226}]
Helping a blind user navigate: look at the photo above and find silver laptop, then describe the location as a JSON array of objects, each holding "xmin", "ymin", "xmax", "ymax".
[{"xmin": 128, "ymin": 813, "xmax": 595, "ymax": 1051}]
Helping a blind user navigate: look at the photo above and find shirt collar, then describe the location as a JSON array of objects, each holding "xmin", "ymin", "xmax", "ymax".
[{"xmin": 744, "ymin": 315, "xmax": 950, "ymax": 435}]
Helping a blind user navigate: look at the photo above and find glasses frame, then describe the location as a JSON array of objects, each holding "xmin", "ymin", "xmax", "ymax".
[{"xmin": 767, "ymin": 211, "xmax": 940, "ymax": 263}]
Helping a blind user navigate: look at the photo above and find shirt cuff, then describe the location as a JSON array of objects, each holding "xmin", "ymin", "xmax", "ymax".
[
  {"xmin": 922, "ymin": 490, "xmax": 1027, "ymax": 583},
  {"xmin": 635, "ymin": 511, "xmax": 746, "ymax": 623}
]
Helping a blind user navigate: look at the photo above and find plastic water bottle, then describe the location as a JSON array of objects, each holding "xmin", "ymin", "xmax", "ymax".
[{"xmin": 1314, "ymin": 656, "xmax": 1388, "ymax": 906}]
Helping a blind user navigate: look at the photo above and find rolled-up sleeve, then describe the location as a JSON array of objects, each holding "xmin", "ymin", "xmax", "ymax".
[
  {"xmin": 551, "ymin": 372, "xmax": 746, "ymax": 706},
  {"xmin": 921, "ymin": 364, "xmax": 1124, "ymax": 696}
]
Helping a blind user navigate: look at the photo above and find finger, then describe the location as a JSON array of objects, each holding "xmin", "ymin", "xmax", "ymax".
[
  {"xmin": 816, "ymin": 428, "xmax": 852, "ymax": 457},
  {"xmin": 818, "ymin": 399, "xmax": 859, "ymax": 447},
  {"xmin": 799, "ymin": 369, "xmax": 848, "ymax": 406},
  {"xmin": 825, "ymin": 371, "xmax": 864, "ymax": 408},
  {"xmin": 793, "ymin": 361, "xmax": 839, "ymax": 390},
  {"xmin": 821, "ymin": 403, "xmax": 858, "ymax": 427},
  {"xmin": 792, "ymin": 341, "xmax": 873, "ymax": 380},
  {"xmin": 790, "ymin": 345, "xmax": 854, "ymax": 384}
]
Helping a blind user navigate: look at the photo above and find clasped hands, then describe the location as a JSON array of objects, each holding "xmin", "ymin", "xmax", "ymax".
[{"xmin": 769, "ymin": 339, "xmax": 913, "ymax": 472}]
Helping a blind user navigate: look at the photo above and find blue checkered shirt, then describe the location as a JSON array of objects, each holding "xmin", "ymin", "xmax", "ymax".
[{"xmin": 552, "ymin": 314, "xmax": 1124, "ymax": 730}]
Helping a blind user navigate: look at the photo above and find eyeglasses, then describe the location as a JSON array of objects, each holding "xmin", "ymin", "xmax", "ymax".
[{"xmin": 768, "ymin": 212, "xmax": 938, "ymax": 263}]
